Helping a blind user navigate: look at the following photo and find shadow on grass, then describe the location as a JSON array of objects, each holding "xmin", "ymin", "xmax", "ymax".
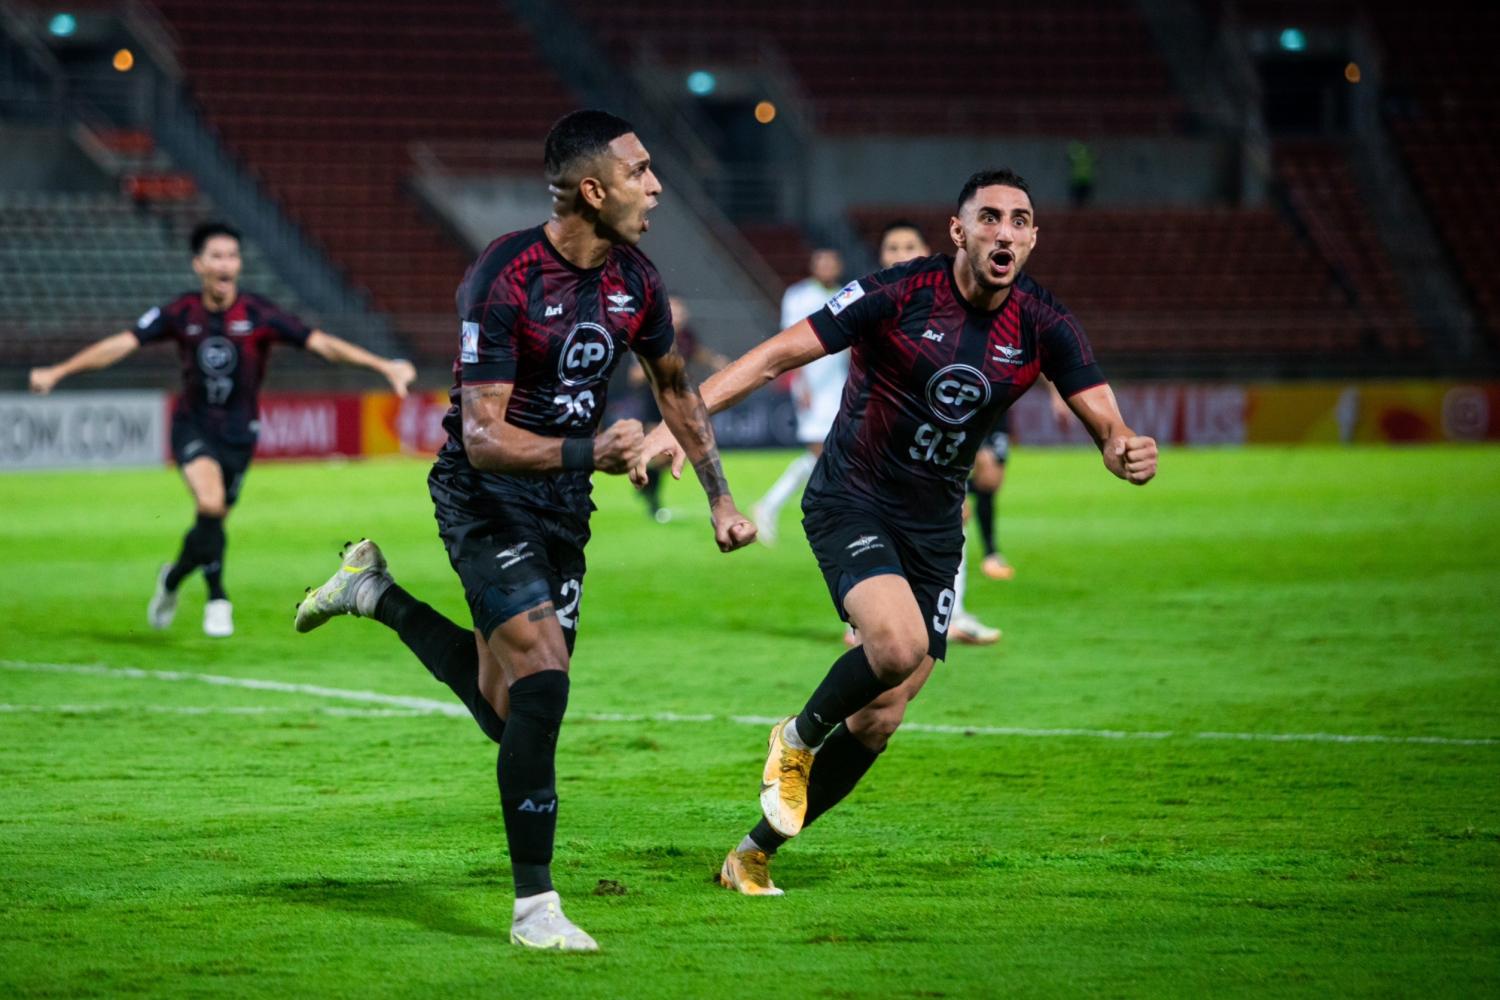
[
  {"xmin": 246, "ymin": 875, "xmax": 495, "ymax": 939},
  {"xmin": 717, "ymin": 620, "xmax": 846, "ymax": 646}
]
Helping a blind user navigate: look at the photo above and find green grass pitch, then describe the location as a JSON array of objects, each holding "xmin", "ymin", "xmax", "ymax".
[{"xmin": 3, "ymin": 446, "xmax": 1498, "ymax": 998}]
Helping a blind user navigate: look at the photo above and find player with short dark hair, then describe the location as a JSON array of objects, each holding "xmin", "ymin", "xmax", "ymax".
[
  {"xmin": 871, "ymin": 219, "xmax": 1000, "ymax": 645},
  {"xmin": 27, "ymin": 222, "xmax": 416, "ymax": 637},
  {"xmin": 294, "ymin": 109, "xmax": 755, "ymax": 949},
  {"xmin": 634, "ymin": 168, "xmax": 1158, "ymax": 895}
]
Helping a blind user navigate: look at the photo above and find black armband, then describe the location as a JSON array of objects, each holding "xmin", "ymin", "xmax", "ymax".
[{"xmin": 561, "ymin": 437, "xmax": 594, "ymax": 472}]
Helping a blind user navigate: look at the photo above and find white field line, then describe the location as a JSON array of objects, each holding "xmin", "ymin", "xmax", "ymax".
[{"xmin": 2, "ymin": 659, "xmax": 1496, "ymax": 747}]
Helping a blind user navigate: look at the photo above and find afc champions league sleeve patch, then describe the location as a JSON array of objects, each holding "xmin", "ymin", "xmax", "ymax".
[
  {"xmin": 460, "ymin": 320, "xmax": 480, "ymax": 363},
  {"xmin": 826, "ymin": 280, "xmax": 866, "ymax": 316},
  {"xmin": 136, "ymin": 306, "xmax": 161, "ymax": 330}
]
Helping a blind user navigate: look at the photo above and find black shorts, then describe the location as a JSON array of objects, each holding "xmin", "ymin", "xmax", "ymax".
[
  {"xmin": 981, "ymin": 410, "xmax": 1010, "ymax": 463},
  {"xmin": 170, "ymin": 414, "xmax": 255, "ymax": 507},
  {"xmin": 802, "ymin": 502, "xmax": 964, "ymax": 661},
  {"xmin": 429, "ymin": 473, "xmax": 590, "ymax": 649}
]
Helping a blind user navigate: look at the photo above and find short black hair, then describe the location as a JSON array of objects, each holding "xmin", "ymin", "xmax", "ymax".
[
  {"xmin": 544, "ymin": 109, "xmax": 636, "ymax": 185},
  {"xmin": 877, "ymin": 219, "xmax": 928, "ymax": 247},
  {"xmin": 190, "ymin": 221, "xmax": 241, "ymax": 255},
  {"xmin": 955, "ymin": 169, "xmax": 1032, "ymax": 215}
]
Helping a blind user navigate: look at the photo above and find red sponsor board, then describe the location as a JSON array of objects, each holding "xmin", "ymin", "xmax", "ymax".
[
  {"xmin": 254, "ymin": 394, "xmax": 363, "ymax": 459},
  {"xmin": 1008, "ymin": 383, "xmax": 1249, "ymax": 447}
]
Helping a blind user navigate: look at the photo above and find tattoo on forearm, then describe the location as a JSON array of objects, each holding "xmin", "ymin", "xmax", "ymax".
[
  {"xmin": 692, "ymin": 452, "xmax": 729, "ymax": 502},
  {"xmin": 462, "ymin": 384, "xmax": 508, "ymax": 403}
]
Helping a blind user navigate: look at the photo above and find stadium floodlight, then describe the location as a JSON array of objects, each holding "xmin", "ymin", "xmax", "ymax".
[
  {"xmin": 686, "ymin": 70, "xmax": 717, "ymax": 96},
  {"xmin": 1278, "ymin": 27, "xmax": 1307, "ymax": 52},
  {"xmin": 47, "ymin": 12, "xmax": 77, "ymax": 36}
]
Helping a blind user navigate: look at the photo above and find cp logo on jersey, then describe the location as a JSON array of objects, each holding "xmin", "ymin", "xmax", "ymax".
[
  {"xmin": 558, "ymin": 322, "xmax": 615, "ymax": 387},
  {"xmin": 925, "ymin": 364, "xmax": 990, "ymax": 425},
  {"xmin": 197, "ymin": 336, "xmax": 238, "ymax": 375}
]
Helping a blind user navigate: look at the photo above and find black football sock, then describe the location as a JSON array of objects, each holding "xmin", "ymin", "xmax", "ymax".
[
  {"xmin": 498, "ymin": 671, "xmax": 569, "ymax": 898},
  {"xmin": 373, "ymin": 585, "xmax": 505, "ymax": 744},
  {"xmin": 641, "ymin": 466, "xmax": 662, "ymax": 513},
  {"xmin": 197, "ymin": 515, "xmax": 227, "ymax": 600},
  {"xmin": 973, "ymin": 489, "xmax": 998, "ymax": 556},
  {"xmin": 163, "ymin": 518, "xmax": 206, "ymax": 591},
  {"xmin": 793, "ymin": 646, "xmax": 897, "ymax": 748},
  {"xmin": 748, "ymin": 725, "xmax": 883, "ymax": 854}
]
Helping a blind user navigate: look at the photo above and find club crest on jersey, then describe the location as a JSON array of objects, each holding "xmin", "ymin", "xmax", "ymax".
[
  {"xmin": 992, "ymin": 344, "xmax": 1024, "ymax": 365},
  {"xmin": 926, "ymin": 363, "xmax": 991, "ymax": 425},
  {"xmin": 460, "ymin": 321, "xmax": 480, "ymax": 363},
  {"xmin": 197, "ymin": 336, "xmax": 237, "ymax": 375},
  {"xmin": 826, "ymin": 280, "xmax": 865, "ymax": 316},
  {"xmin": 606, "ymin": 292, "xmax": 636, "ymax": 314},
  {"xmin": 558, "ymin": 322, "xmax": 616, "ymax": 386}
]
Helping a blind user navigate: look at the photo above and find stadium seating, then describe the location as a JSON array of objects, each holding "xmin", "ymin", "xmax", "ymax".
[
  {"xmin": 1214, "ymin": 1, "xmax": 1500, "ymax": 341},
  {"xmin": 151, "ymin": 0, "xmax": 578, "ymax": 358},
  {"xmin": 1272, "ymin": 140, "xmax": 1423, "ymax": 353},
  {"xmin": 847, "ymin": 204, "xmax": 1406, "ymax": 362},
  {"xmin": 569, "ymin": 0, "xmax": 1184, "ymax": 135},
  {"xmin": 737, "ymin": 223, "xmax": 814, "ymax": 289},
  {"xmin": 0, "ymin": 190, "xmax": 304, "ymax": 368}
]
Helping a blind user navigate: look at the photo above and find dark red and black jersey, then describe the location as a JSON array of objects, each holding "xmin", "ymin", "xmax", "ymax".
[
  {"xmin": 805, "ymin": 255, "xmax": 1104, "ymax": 525},
  {"xmin": 133, "ymin": 291, "xmax": 311, "ymax": 444},
  {"xmin": 434, "ymin": 225, "xmax": 675, "ymax": 513}
]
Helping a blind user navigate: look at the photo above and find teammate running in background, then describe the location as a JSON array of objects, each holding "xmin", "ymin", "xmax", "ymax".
[
  {"xmin": 628, "ymin": 295, "xmax": 729, "ymax": 522},
  {"xmin": 874, "ymin": 220, "xmax": 999, "ymax": 645},
  {"xmin": 294, "ymin": 110, "xmax": 755, "ymax": 950},
  {"xmin": 634, "ymin": 169, "xmax": 1157, "ymax": 895},
  {"xmin": 27, "ymin": 221, "xmax": 415, "ymax": 637},
  {"xmin": 752, "ymin": 248, "xmax": 847, "ymax": 544}
]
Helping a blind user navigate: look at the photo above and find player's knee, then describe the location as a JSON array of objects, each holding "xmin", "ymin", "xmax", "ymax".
[
  {"xmin": 507, "ymin": 667, "xmax": 570, "ymax": 727},
  {"xmin": 862, "ymin": 631, "xmax": 927, "ymax": 684},
  {"xmin": 196, "ymin": 497, "xmax": 226, "ymax": 517}
]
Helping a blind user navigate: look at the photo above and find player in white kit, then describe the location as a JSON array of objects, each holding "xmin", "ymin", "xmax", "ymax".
[{"xmin": 752, "ymin": 248, "xmax": 848, "ymax": 543}]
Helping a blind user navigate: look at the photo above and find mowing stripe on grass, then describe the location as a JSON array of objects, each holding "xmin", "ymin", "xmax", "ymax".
[
  {"xmin": 0, "ymin": 703, "xmax": 436, "ymax": 718},
  {"xmin": 3, "ymin": 659, "xmax": 1497, "ymax": 747}
]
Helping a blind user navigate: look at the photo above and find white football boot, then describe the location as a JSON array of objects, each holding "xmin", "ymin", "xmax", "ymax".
[
  {"xmin": 147, "ymin": 564, "xmax": 178, "ymax": 630},
  {"xmin": 509, "ymin": 891, "xmax": 599, "ymax": 952},
  {"xmin": 203, "ymin": 599, "xmax": 234, "ymax": 638},
  {"xmin": 950, "ymin": 611, "xmax": 1001, "ymax": 646},
  {"xmin": 294, "ymin": 539, "xmax": 392, "ymax": 633}
]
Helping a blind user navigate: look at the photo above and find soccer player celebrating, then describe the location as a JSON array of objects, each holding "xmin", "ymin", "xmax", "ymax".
[
  {"xmin": 294, "ymin": 110, "xmax": 755, "ymax": 949},
  {"xmin": 27, "ymin": 221, "xmax": 415, "ymax": 637},
  {"xmin": 633, "ymin": 169, "xmax": 1158, "ymax": 895},
  {"xmin": 874, "ymin": 219, "xmax": 1000, "ymax": 645}
]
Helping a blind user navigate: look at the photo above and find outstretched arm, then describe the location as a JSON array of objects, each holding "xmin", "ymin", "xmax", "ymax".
[
  {"xmin": 28, "ymin": 331, "xmax": 139, "ymax": 394},
  {"xmin": 630, "ymin": 319, "xmax": 828, "ymax": 483},
  {"xmin": 635, "ymin": 347, "xmax": 755, "ymax": 553},
  {"xmin": 1064, "ymin": 383, "xmax": 1158, "ymax": 485},
  {"xmin": 305, "ymin": 330, "xmax": 416, "ymax": 397},
  {"xmin": 460, "ymin": 381, "xmax": 642, "ymax": 475},
  {"xmin": 694, "ymin": 319, "xmax": 828, "ymax": 415}
]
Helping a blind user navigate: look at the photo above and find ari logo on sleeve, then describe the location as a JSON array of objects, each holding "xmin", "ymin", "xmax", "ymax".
[
  {"xmin": 826, "ymin": 280, "xmax": 865, "ymax": 316},
  {"xmin": 460, "ymin": 321, "xmax": 480, "ymax": 363}
]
